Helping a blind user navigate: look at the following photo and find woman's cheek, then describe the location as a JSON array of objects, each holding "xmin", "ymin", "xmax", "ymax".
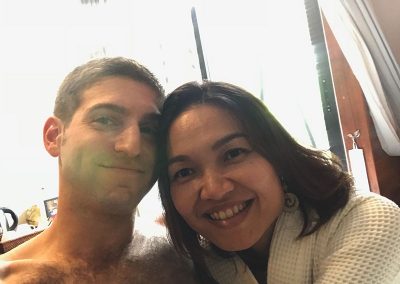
[{"xmin": 172, "ymin": 185, "xmax": 196, "ymax": 216}]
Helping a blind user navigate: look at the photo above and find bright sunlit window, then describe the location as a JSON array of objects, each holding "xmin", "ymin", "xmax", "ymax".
[
  {"xmin": 195, "ymin": 0, "xmax": 329, "ymax": 149},
  {"xmin": 0, "ymin": 0, "xmax": 330, "ymax": 224}
]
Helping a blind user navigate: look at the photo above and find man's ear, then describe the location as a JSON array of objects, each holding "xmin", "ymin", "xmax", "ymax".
[{"xmin": 43, "ymin": 116, "xmax": 63, "ymax": 157}]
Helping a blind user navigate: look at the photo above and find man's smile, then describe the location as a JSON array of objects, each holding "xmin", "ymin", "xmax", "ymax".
[{"xmin": 99, "ymin": 164, "xmax": 145, "ymax": 174}]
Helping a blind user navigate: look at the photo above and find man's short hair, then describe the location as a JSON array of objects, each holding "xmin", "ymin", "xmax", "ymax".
[{"xmin": 54, "ymin": 57, "xmax": 165, "ymax": 125}]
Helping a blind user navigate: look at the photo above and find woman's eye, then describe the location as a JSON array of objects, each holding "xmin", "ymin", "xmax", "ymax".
[
  {"xmin": 172, "ymin": 168, "xmax": 194, "ymax": 181},
  {"xmin": 225, "ymin": 148, "xmax": 248, "ymax": 161}
]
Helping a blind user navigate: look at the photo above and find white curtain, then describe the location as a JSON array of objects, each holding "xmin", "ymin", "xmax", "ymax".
[{"xmin": 318, "ymin": 0, "xmax": 400, "ymax": 156}]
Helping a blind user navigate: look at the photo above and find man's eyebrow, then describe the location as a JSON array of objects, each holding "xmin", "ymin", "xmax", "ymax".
[
  {"xmin": 168, "ymin": 133, "xmax": 247, "ymax": 167},
  {"xmin": 141, "ymin": 112, "xmax": 161, "ymax": 123},
  {"xmin": 211, "ymin": 132, "xmax": 247, "ymax": 150},
  {"xmin": 87, "ymin": 103, "xmax": 127, "ymax": 115},
  {"xmin": 86, "ymin": 104, "xmax": 160, "ymax": 121}
]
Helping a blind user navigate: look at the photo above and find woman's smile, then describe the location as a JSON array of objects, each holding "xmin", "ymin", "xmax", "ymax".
[
  {"xmin": 204, "ymin": 199, "xmax": 254, "ymax": 229},
  {"xmin": 168, "ymin": 104, "xmax": 284, "ymax": 252},
  {"xmin": 207, "ymin": 199, "xmax": 251, "ymax": 221}
]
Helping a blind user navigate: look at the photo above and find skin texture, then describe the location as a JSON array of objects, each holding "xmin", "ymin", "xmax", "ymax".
[
  {"xmin": 0, "ymin": 232, "xmax": 197, "ymax": 284},
  {"xmin": 54, "ymin": 77, "xmax": 159, "ymax": 216},
  {"xmin": 0, "ymin": 77, "xmax": 198, "ymax": 283},
  {"xmin": 167, "ymin": 104, "xmax": 285, "ymax": 255}
]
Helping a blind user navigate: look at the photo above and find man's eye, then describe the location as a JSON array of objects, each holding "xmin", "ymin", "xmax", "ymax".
[
  {"xmin": 224, "ymin": 148, "xmax": 248, "ymax": 161},
  {"xmin": 93, "ymin": 116, "xmax": 116, "ymax": 126},
  {"xmin": 172, "ymin": 168, "xmax": 194, "ymax": 181},
  {"xmin": 140, "ymin": 125, "xmax": 158, "ymax": 135},
  {"xmin": 140, "ymin": 119, "xmax": 159, "ymax": 136}
]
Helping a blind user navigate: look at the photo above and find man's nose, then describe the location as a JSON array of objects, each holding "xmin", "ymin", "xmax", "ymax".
[
  {"xmin": 114, "ymin": 125, "xmax": 141, "ymax": 157},
  {"xmin": 200, "ymin": 170, "xmax": 234, "ymax": 200}
]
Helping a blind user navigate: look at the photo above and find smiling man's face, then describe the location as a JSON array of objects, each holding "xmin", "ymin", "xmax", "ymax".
[{"xmin": 56, "ymin": 76, "xmax": 160, "ymax": 214}]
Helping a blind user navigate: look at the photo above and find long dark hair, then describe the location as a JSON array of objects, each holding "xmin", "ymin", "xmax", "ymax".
[{"xmin": 158, "ymin": 81, "xmax": 353, "ymax": 282}]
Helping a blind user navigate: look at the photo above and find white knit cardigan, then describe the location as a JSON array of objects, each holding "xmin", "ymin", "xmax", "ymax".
[{"xmin": 206, "ymin": 191, "xmax": 400, "ymax": 284}]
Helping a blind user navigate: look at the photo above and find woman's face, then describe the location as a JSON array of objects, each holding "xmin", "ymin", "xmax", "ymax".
[{"xmin": 167, "ymin": 104, "xmax": 284, "ymax": 253}]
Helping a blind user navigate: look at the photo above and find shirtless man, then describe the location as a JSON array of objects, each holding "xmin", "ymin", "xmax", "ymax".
[{"xmin": 0, "ymin": 57, "xmax": 197, "ymax": 283}]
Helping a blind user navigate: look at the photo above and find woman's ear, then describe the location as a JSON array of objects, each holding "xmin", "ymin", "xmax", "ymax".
[{"xmin": 43, "ymin": 116, "xmax": 63, "ymax": 157}]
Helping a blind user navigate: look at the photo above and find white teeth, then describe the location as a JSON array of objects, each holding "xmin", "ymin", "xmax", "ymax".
[
  {"xmin": 226, "ymin": 209, "xmax": 233, "ymax": 218},
  {"xmin": 209, "ymin": 202, "xmax": 248, "ymax": 221}
]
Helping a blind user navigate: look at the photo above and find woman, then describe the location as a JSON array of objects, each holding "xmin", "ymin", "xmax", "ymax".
[{"xmin": 158, "ymin": 81, "xmax": 400, "ymax": 283}]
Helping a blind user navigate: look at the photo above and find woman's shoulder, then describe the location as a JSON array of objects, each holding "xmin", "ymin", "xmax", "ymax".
[
  {"xmin": 342, "ymin": 190, "xmax": 400, "ymax": 219},
  {"xmin": 320, "ymin": 189, "xmax": 400, "ymax": 237},
  {"xmin": 310, "ymin": 191, "xmax": 400, "ymax": 283}
]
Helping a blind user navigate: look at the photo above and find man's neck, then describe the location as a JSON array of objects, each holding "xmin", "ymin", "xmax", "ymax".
[{"xmin": 39, "ymin": 207, "xmax": 135, "ymax": 265}]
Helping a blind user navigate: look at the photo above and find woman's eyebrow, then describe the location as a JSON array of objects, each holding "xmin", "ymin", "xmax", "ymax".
[
  {"xmin": 168, "ymin": 155, "xmax": 189, "ymax": 167},
  {"xmin": 211, "ymin": 133, "xmax": 247, "ymax": 150},
  {"xmin": 167, "ymin": 133, "xmax": 247, "ymax": 167}
]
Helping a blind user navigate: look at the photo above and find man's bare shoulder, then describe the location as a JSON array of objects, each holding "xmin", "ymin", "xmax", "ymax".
[
  {"xmin": 0, "ymin": 258, "xmax": 70, "ymax": 284},
  {"xmin": 0, "ymin": 229, "xmax": 199, "ymax": 283},
  {"xmin": 0, "ymin": 255, "xmax": 198, "ymax": 284},
  {"xmin": 0, "ymin": 238, "xmax": 58, "ymax": 283}
]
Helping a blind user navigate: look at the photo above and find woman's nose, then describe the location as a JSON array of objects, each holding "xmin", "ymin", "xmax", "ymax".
[
  {"xmin": 114, "ymin": 125, "xmax": 141, "ymax": 157},
  {"xmin": 200, "ymin": 171, "xmax": 234, "ymax": 200}
]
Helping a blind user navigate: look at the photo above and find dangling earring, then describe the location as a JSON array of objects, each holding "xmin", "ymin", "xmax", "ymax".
[
  {"xmin": 198, "ymin": 234, "xmax": 210, "ymax": 248},
  {"xmin": 281, "ymin": 176, "xmax": 299, "ymax": 212}
]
